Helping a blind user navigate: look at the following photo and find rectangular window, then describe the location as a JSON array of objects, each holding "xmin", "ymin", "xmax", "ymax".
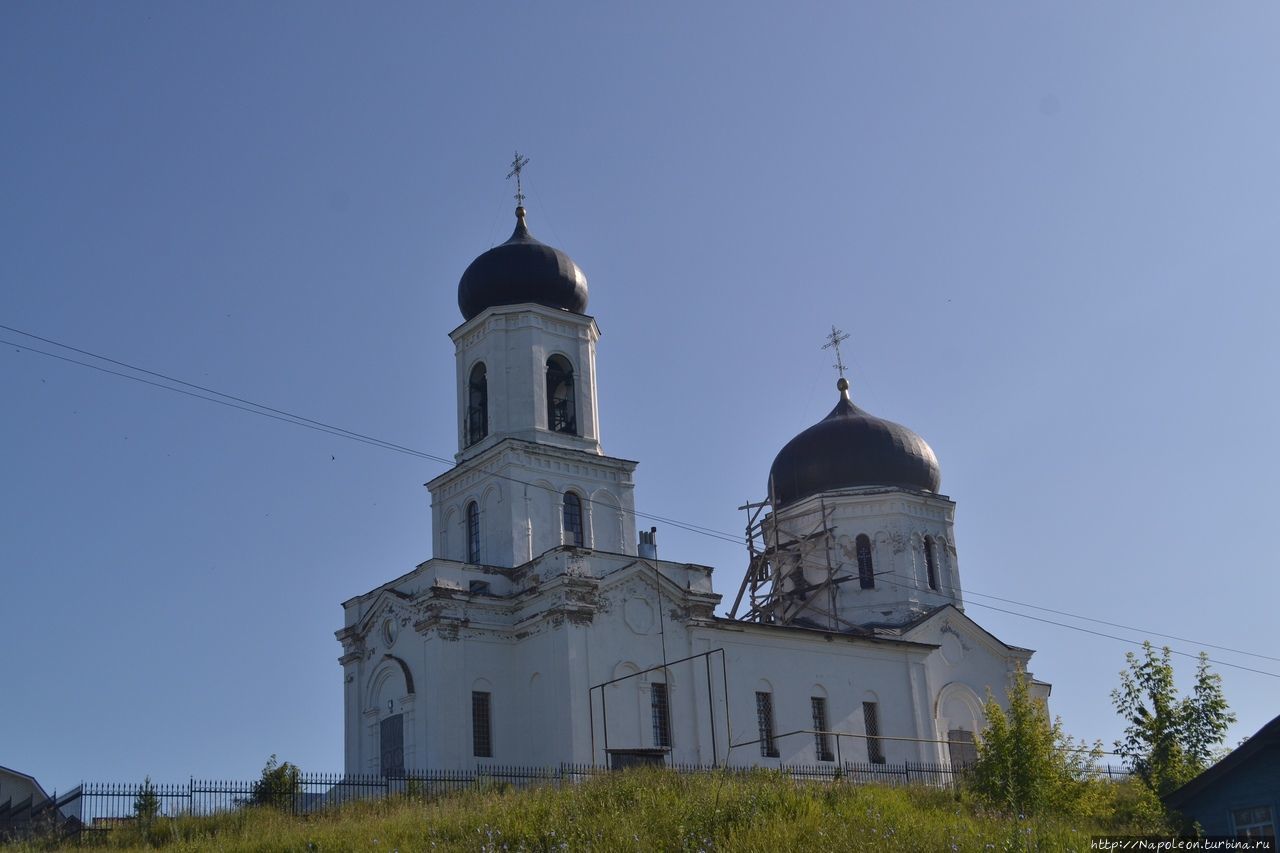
[
  {"xmin": 472, "ymin": 691, "xmax": 492, "ymax": 758},
  {"xmin": 862, "ymin": 701, "xmax": 885, "ymax": 764},
  {"xmin": 651, "ymin": 682, "xmax": 672, "ymax": 748},
  {"xmin": 1232, "ymin": 806, "xmax": 1275, "ymax": 839},
  {"xmin": 811, "ymin": 697, "xmax": 833, "ymax": 761},
  {"xmin": 380, "ymin": 713, "xmax": 404, "ymax": 776},
  {"xmin": 756, "ymin": 691, "xmax": 779, "ymax": 758}
]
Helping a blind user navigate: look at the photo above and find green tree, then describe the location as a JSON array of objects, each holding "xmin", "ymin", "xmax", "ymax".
[
  {"xmin": 969, "ymin": 670, "xmax": 1102, "ymax": 816},
  {"xmin": 250, "ymin": 754, "xmax": 302, "ymax": 810},
  {"xmin": 1111, "ymin": 643, "xmax": 1235, "ymax": 794},
  {"xmin": 133, "ymin": 775, "xmax": 160, "ymax": 824}
]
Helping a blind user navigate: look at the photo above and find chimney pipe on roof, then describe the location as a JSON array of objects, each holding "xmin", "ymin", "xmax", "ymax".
[{"xmin": 638, "ymin": 526, "xmax": 658, "ymax": 560}]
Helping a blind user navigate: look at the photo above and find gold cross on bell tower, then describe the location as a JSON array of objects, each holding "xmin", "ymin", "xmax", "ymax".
[
  {"xmin": 507, "ymin": 151, "xmax": 530, "ymax": 207},
  {"xmin": 822, "ymin": 325, "xmax": 851, "ymax": 380}
]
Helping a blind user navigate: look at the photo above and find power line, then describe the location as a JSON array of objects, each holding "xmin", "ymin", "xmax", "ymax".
[
  {"xmin": 958, "ymin": 598, "xmax": 1280, "ymax": 679},
  {"xmin": 1, "ymin": 327, "xmax": 741, "ymax": 544},
  {"xmin": 743, "ymin": 517, "xmax": 1280, "ymax": 667},
  {"xmin": 5, "ymin": 323, "xmax": 1275, "ymax": 674},
  {"xmin": 790, "ymin": 555, "xmax": 1280, "ymax": 679},
  {"xmin": 956, "ymin": 588, "xmax": 1280, "ymax": 664}
]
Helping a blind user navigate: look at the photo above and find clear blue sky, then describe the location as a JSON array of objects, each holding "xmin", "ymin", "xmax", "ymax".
[{"xmin": 3, "ymin": 3, "xmax": 1277, "ymax": 792}]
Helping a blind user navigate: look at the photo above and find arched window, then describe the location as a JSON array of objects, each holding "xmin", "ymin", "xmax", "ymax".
[
  {"xmin": 546, "ymin": 355, "xmax": 577, "ymax": 435},
  {"xmin": 563, "ymin": 492, "xmax": 584, "ymax": 547},
  {"xmin": 924, "ymin": 535, "xmax": 939, "ymax": 591},
  {"xmin": 856, "ymin": 534, "xmax": 875, "ymax": 589},
  {"xmin": 466, "ymin": 501, "xmax": 480, "ymax": 563},
  {"xmin": 467, "ymin": 363, "xmax": 488, "ymax": 446}
]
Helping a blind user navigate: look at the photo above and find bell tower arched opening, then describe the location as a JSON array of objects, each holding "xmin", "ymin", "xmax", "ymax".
[{"xmin": 546, "ymin": 355, "xmax": 577, "ymax": 435}]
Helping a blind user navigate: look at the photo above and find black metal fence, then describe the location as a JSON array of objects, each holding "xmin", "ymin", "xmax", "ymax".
[{"xmin": 2, "ymin": 760, "xmax": 1131, "ymax": 842}]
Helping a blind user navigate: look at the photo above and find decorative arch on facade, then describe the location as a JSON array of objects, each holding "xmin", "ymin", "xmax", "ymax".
[
  {"xmin": 527, "ymin": 479, "xmax": 557, "ymax": 557},
  {"xmin": 907, "ymin": 531, "xmax": 925, "ymax": 588},
  {"xmin": 545, "ymin": 354, "xmax": 577, "ymax": 435},
  {"xmin": 519, "ymin": 672, "xmax": 549, "ymax": 765},
  {"xmin": 480, "ymin": 485, "xmax": 503, "ymax": 563},
  {"xmin": 936, "ymin": 681, "xmax": 984, "ymax": 767},
  {"xmin": 606, "ymin": 661, "xmax": 643, "ymax": 749},
  {"xmin": 366, "ymin": 655, "xmax": 415, "ymax": 713},
  {"xmin": 934, "ymin": 682, "xmax": 983, "ymax": 732},
  {"xmin": 441, "ymin": 507, "xmax": 457, "ymax": 560},
  {"xmin": 591, "ymin": 488, "xmax": 623, "ymax": 553},
  {"xmin": 933, "ymin": 534, "xmax": 955, "ymax": 593},
  {"xmin": 467, "ymin": 361, "xmax": 488, "ymax": 446}
]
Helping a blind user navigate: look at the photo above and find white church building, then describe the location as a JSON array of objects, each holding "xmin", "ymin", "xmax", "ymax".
[{"xmin": 336, "ymin": 198, "xmax": 1050, "ymax": 774}]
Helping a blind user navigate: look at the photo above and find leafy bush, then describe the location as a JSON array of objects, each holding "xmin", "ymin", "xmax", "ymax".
[
  {"xmin": 1112, "ymin": 643, "xmax": 1235, "ymax": 795},
  {"xmin": 968, "ymin": 670, "xmax": 1104, "ymax": 817},
  {"xmin": 248, "ymin": 754, "xmax": 301, "ymax": 810}
]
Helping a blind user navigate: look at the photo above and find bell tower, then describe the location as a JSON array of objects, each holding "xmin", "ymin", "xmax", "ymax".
[{"xmin": 426, "ymin": 166, "xmax": 637, "ymax": 568}]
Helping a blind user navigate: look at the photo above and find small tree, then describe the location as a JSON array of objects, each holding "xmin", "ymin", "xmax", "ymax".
[
  {"xmin": 133, "ymin": 775, "xmax": 160, "ymax": 824},
  {"xmin": 250, "ymin": 754, "xmax": 301, "ymax": 810},
  {"xmin": 1111, "ymin": 644, "xmax": 1234, "ymax": 795},
  {"xmin": 969, "ymin": 670, "xmax": 1102, "ymax": 816}
]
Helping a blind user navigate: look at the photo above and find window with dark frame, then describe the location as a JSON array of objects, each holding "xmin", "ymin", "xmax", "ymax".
[
  {"xmin": 651, "ymin": 682, "xmax": 672, "ymax": 749},
  {"xmin": 924, "ymin": 535, "xmax": 939, "ymax": 591},
  {"xmin": 467, "ymin": 362, "xmax": 488, "ymax": 446},
  {"xmin": 466, "ymin": 501, "xmax": 480, "ymax": 564},
  {"xmin": 563, "ymin": 492, "xmax": 584, "ymax": 547},
  {"xmin": 811, "ymin": 697, "xmax": 834, "ymax": 761},
  {"xmin": 863, "ymin": 701, "xmax": 885, "ymax": 764},
  {"xmin": 856, "ymin": 534, "xmax": 875, "ymax": 589},
  {"xmin": 755, "ymin": 691, "xmax": 779, "ymax": 757},
  {"xmin": 472, "ymin": 691, "xmax": 492, "ymax": 758},
  {"xmin": 546, "ymin": 355, "xmax": 577, "ymax": 435}
]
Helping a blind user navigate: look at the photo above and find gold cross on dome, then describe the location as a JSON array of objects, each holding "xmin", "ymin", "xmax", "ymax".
[
  {"xmin": 507, "ymin": 151, "xmax": 530, "ymax": 206},
  {"xmin": 822, "ymin": 325, "xmax": 850, "ymax": 380}
]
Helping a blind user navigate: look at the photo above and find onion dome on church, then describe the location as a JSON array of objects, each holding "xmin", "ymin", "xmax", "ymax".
[
  {"xmin": 768, "ymin": 378, "xmax": 941, "ymax": 507},
  {"xmin": 458, "ymin": 206, "xmax": 589, "ymax": 321}
]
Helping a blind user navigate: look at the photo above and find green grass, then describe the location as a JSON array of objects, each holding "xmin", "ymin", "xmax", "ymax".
[{"xmin": 10, "ymin": 770, "xmax": 1175, "ymax": 852}]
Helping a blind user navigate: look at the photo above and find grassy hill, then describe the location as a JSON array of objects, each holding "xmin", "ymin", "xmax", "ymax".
[{"xmin": 11, "ymin": 768, "xmax": 1173, "ymax": 852}]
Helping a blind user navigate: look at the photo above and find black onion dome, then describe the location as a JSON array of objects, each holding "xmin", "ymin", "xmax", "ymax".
[
  {"xmin": 458, "ymin": 207, "xmax": 589, "ymax": 321},
  {"xmin": 768, "ymin": 378, "xmax": 941, "ymax": 507}
]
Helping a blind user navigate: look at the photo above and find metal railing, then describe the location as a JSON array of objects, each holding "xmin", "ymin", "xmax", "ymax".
[{"xmin": 3, "ymin": 759, "xmax": 1131, "ymax": 842}]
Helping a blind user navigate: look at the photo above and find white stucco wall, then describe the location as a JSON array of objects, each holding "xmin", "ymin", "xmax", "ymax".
[
  {"xmin": 767, "ymin": 488, "xmax": 963, "ymax": 628},
  {"xmin": 337, "ymin": 548, "xmax": 1042, "ymax": 774}
]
